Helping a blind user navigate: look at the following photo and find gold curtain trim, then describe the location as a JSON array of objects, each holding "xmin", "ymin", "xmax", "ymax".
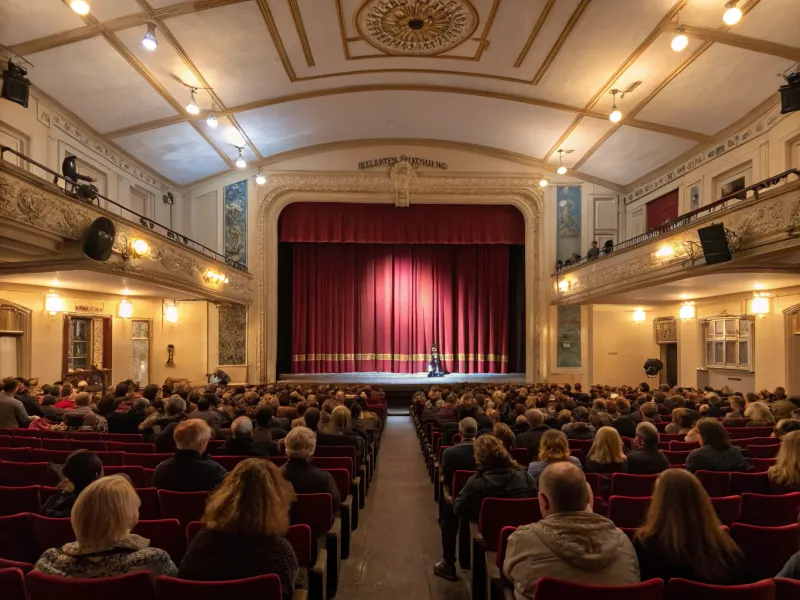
[{"xmin": 292, "ymin": 353, "xmax": 508, "ymax": 362}]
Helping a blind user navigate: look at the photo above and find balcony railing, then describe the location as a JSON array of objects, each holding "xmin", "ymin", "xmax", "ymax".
[
  {"xmin": 555, "ymin": 168, "xmax": 800, "ymax": 274},
  {"xmin": 0, "ymin": 146, "xmax": 246, "ymax": 272}
]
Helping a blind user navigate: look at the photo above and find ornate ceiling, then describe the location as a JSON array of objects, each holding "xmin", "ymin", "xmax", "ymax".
[{"xmin": 0, "ymin": 0, "xmax": 796, "ymax": 187}]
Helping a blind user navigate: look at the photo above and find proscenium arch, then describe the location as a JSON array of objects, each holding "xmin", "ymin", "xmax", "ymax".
[{"xmin": 255, "ymin": 170, "xmax": 546, "ymax": 383}]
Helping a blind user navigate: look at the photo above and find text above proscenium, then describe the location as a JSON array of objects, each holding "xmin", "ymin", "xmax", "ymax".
[{"xmin": 358, "ymin": 156, "xmax": 448, "ymax": 170}]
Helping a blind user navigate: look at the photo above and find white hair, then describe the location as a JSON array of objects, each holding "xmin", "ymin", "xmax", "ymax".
[
  {"xmin": 231, "ymin": 416, "xmax": 253, "ymax": 439},
  {"xmin": 285, "ymin": 426, "xmax": 317, "ymax": 460}
]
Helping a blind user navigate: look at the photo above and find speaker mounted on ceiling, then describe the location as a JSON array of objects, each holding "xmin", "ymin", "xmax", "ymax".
[
  {"xmin": 83, "ymin": 217, "xmax": 116, "ymax": 262},
  {"xmin": 697, "ymin": 223, "xmax": 732, "ymax": 265}
]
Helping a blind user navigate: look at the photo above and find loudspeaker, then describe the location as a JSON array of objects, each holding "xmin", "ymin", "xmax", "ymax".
[
  {"xmin": 780, "ymin": 72, "xmax": 800, "ymax": 115},
  {"xmin": 82, "ymin": 217, "xmax": 116, "ymax": 262},
  {"xmin": 698, "ymin": 223, "xmax": 731, "ymax": 265},
  {"xmin": 1, "ymin": 63, "xmax": 30, "ymax": 108},
  {"xmin": 643, "ymin": 358, "xmax": 663, "ymax": 378}
]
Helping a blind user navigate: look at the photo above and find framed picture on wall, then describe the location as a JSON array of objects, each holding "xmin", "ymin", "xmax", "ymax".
[{"xmin": 687, "ymin": 179, "xmax": 701, "ymax": 211}]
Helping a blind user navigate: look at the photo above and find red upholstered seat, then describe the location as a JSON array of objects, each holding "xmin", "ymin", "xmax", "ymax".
[
  {"xmin": 730, "ymin": 472, "xmax": 771, "ymax": 495},
  {"xmin": 40, "ymin": 439, "xmax": 68, "ymax": 450},
  {"xmin": 103, "ymin": 465, "xmax": 145, "ymax": 488},
  {"xmin": 775, "ymin": 577, "xmax": 800, "ymax": 600},
  {"xmin": 157, "ymin": 490, "xmax": 208, "ymax": 526},
  {"xmin": 585, "ymin": 472, "xmax": 601, "ymax": 497},
  {"xmin": 731, "ymin": 523, "xmax": 800, "ymax": 582},
  {"xmin": 665, "ymin": 578, "xmax": 774, "ymax": 600},
  {"xmin": 324, "ymin": 468, "xmax": 351, "ymax": 503},
  {"xmin": 105, "ymin": 442, "xmax": 154, "ymax": 453},
  {"xmin": 311, "ymin": 456, "xmax": 354, "ymax": 480},
  {"xmin": 94, "ymin": 451, "xmax": 124, "ymax": 466},
  {"xmin": 38, "ymin": 430, "xmax": 66, "ymax": 439},
  {"xmin": 496, "ymin": 525, "xmax": 516, "ymax": 570},
  {"xmin": 452, "ymin": 469, "xmax": 474, "ymax": 498},
  {"xmin": 479, "ymin": 498, "xmax": 541, "ymax": 552},
  {"xmin": 0, "ymin": 558, "xmax": 35, "ymax": 573},
  {"xmin": 751, "ymin": 458, "xmax": 777, "ymax": 472},
  {"xmin": 205, "ymin": 440, "xmax": 225, "ymax": 454},
  {"xmin": 66, "ymin": 431, "xmax": 101, "ymax": 440},
  {"xmin": 659, "ymin": 433, "xmax": 685, "ymax": 442},
  {"xmin": 32, "ymin": 514, "xmax": 74, "ymax": 551},
  {"xmin": 0, "ymin": 485, "xmax": 40, "ymax": 516},
  {"xmin": 11, "ymin": 430, "xmax": 38, "ymax": 438},
  {"xmin": 0, "ymin": 567, "xmax": 27, "ymax": 600},
  {"xmin": 136, "ymin": 487, "xmax": 162, "ymax": 520},
  {"xmin": 567, "ymin": 439, "xmax": 593, "ymax": 455},
  {"xmin": 532, "ymin": 576, "xmax": 664, "ymax": 600},
  {"xmin": 0, "ymin": 435, "xmax": 13, "ymax": 447},
  {"xmin": 663, "ymin": 450, "xmax": 692, "ymax": 465},
  {"xmin": 122, "ymin": 453, "xmax": 172, "ymax": 469},
  {"xmin": 0, "ymin": 461, "xmax": 56, "ymax": 487},
  {"xmin": 0, "ymin": 448, "xmax": 34, "ymax": 463},
  {"xmin": 291, "ymin": 493, "xmax": 333, "ymax": 539},
  {"xmin": 509, "ymin": 447, "xmax": 530, "ymax": 466},
  {"xmin": 710, "ymin": 495, "xmax": 741, "ymax": 526},
  {"xmin": 32, "ymin": 449, "xmax": 70, "ymax": 464},
  {"xmin": 27, "ymin": 570, "xmax": 155, "ymax": 600},
  {"xmin": 0, "ymin": 513, "xmax": 39, "ymax": 562},
  {"xmin": 132, "ymin": 519, "xmax": 184, "ymax": 563},
  {"xmin": 608, "ymin": 496, "xmax": 650, "ymax": 529},
  {"xmin": 747, "ymin": 444, "xmax": 780, "ymax": 458},
  {"xmin": 670, "ymin": 441, "xmax": 700, "ymax": 451},
  {"xmin": 740, "ymin": 493, "xmax": 800, "ymax": 526},
  {"xmin": 728, "ymin": 428, "xmax": 774, "ymax": 439},
  {"xmin": 11, "ymin": 437, "xmax": 41, "ymax": 448},
  {"xmin": 155, "ymin": 574, "xmax": 282, "ymax": 600},
  {"xmin": 185, "ymin": 520, "xmax": 204, "ymax": 546},
  {"xmin": 212, "ymin": 455, "xmax": 251, "ymax": 471},
  {"xmin": 610, "ymin": 473, "xmax": 658, "ymax": 497},
  {"xmin": 284, "ymin": 524, "xmax": 313, "ymax": 568},
  {"xmin": 102, "ymin": 433, "xmax": 144, "ymax": 443}
]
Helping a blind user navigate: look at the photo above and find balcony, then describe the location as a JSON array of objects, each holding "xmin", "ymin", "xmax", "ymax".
[
  {"xmin": 553, "ymin": 170, "xmax": 800, "ymax": 305},
  {"xmin": 0, "ymin": 148, "xmax": 252, "ymax": 304}
]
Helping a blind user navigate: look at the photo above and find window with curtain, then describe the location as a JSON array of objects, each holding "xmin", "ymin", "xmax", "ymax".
[{"xmin": 704, "ymin": 316, "xmax": 752, "ymax": 370}]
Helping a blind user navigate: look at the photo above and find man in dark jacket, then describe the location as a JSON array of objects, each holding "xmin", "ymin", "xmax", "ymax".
[
  {"xmin": 153, "ymin": 396, "xmax": 189, "ymax": 453},
  {"xmin": 107, "ymin": 398, "xmax": 148, "ymax": 434},
  {"xmin": 220, "ymin": 416, "xmax": 270, "ymax": 457},
  {"xmin": 281, "ymin": 426, "xmax": 340, "ymax": 511},
  {"xmin": 441, "ymin": 417, "xmax": 478, "ymax": 486},
  {"xmin": 514, "ymin": 409, "xmax": 550, "ymax": 460},
  {"xmin": 153, "ymin": 419, "xmax": 227, "ymax": 491},
  {"xmin": 626, "ymin": 422, "xmax": 669, "ymax": 475},
  {"xmin": 15, "ymin": 379, "xmax": 44, "ymax": 417}
]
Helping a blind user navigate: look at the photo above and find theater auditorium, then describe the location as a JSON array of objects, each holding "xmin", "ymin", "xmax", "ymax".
[{"xmin": 0, "ymin": 0, "xmax": 800, "ymax": 599}]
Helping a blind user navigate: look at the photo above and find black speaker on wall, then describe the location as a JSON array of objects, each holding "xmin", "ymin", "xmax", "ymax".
[
  {"xmin": 698, "ymin": 223, "xmax": 731, "ymax": 265},
  {"xmin": 83, "ymin": 217, "xmax": 116, "ymax": 262}
]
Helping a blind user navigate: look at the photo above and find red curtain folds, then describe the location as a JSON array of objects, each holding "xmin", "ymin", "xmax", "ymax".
[{"xmin": 292, "ymin": 243, "xmax": 509, "ymax": 374}]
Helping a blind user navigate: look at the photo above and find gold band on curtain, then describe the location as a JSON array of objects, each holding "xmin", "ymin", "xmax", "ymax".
[{"xmin": 292, "ymin": 353, "xmax": 508, "ymax": 362}]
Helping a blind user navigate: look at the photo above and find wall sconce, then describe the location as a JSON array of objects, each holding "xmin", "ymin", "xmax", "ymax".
[
  {"xmin": 44, "ymin": 292, "xmax": 63, "ymax": 316},
  {"xmin": 655, "ymin": 244, "xmax": 675, "ymax": 258},
  {"xmin": 118, "ymin": 298, "xmax": 133, "ymax": 319},
  {"xmin": 557, "ymin": 279, "xmax": 571, "ymax": 292},
  {"xmin": 132, "ymin": 238, "xmax": 150, "ymax": 258},
  {"xmin": 164, "ymin": 300, "xmax": 179, "ymax": 323},
  {"xmin": 204, "ymin": 269, "xmax": 229, "ymax": 284},
  {"xmin": 633, "ymin": 307, "xmax": 647, "ymax": 323},
  {"xmin": 679, "ymin": 301, "xmax": 696, "ymax": 320},
  {"xmin": 751, "ymin": 292, "xmax": 772, "ymax": 318}
]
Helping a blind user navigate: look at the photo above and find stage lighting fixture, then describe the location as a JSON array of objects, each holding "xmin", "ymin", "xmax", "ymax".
[
  {"xmin": 206, "ymin": 101, "xmax": 218, "ymax": 128},
  {"xmin": 185, "ymin": 88, "xmax": 200, "ymax": 115},
  {"xmin": 255, "ymin": 169, "xmax": 266, "ymax": 185},
  {"xmin": 671, "ymin": 26, "xmax": 688, "ymax": 52},
  {"xmin": 235, "ymin": 147, "xmax": 246, "ymax": 169},
  {"xmin": 142, "ymin": 22, "xmax": 158, "ymax": 50},
  {"xmin": 723, "ymin": 1, "xmax": 742, "ymax": 25},
  {"xmin": 1, "ymin": 61, "xmax": 31, "ymax": 108},
  {"xmin": 538, "ymin": 178, "xmax": 548, "ymax": 187},
  {"xmin": 70, "ymin": 0, "xmax": 90, "ymax": 15}
]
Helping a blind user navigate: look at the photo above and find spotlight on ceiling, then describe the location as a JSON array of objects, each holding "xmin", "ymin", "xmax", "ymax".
[
  {"xmin": 255, "ymin": 168, "xmax": 266, "ymax": 185},
  {"xmin": 206, "ymin": 102, "xmax": 218, "ymax": 128},
  {"xmin": 556, "ymin": 149, "xmax": 573, "ymax": 175},
  {"xmin": 235, "ymin": 147, "xmax": 246, "ymax": 169},
  {"xmin": 538, "ymin": 178, "xmax": 549, "ymax": 187},
  {"xmin": 141, "ymin": 22, "xmax": 158, "ymax": 50},
  {"xmin": 608, "ymin": 82, "xmax": 641, "ymax": 123},
  {"xmin": 723, "ymin": 0, "xmax": 742, "ymax": 25},
  {"xmin": 70, "ymin": 0, "xmax": 90, "ymax": 15},
  {"xmin": 671, "ymin": 26, "xmax": 688, "ymax": 52},
  {"xmin": 185, "ymin": 88, "xmax": 200, "ymax": 115}
]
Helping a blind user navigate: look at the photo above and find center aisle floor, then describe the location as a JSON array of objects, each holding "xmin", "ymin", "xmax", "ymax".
[{"xmin": 337, "ymin": 416, "xmax": 471, "ymax": 600}]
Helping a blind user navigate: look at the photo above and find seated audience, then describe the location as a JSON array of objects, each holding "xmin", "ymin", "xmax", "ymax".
[
  {"xmin": 281, "ymin": 426, "xmax": 340, "ymax": 511},
  {"xmin": 491, "ymin": 421, "xmax": 515, "ymax": 449},
  {"xmin": 54, "ymin": 384, "xmax": 76, "ymax": 410},
  {"xmin": 704, "ymin": 393, "xmax": 726, "ymax": 418},
  {"xmin": 612, "ymin": 399, "xmax": 637, "ymax": 438},
  {"xmin": 528, "ymin": 429, "xmax": 582, "ymax": 481},
  {"xmin": 220, "ymin": 416, "xmax": 270, "ymax": 456},
  {"xmin": 723, "ymin": 396, "xmax": 746, "ymax": 423},
  {"xmin": 0, "ymin": 377, "xmax": 33, "ymax": 428},
  {"xmin": 639, "ymin": 401, "xmax": 660, "ymax": 424},
  {"xmin": 562, "ymin": 406, "xmax": 596, "ymax": 440},
  {"xmin": 42, "ymin": 450, "xmax": 104, "ymax": 518},
  {"xmin": 774, "ymin": 418, "xmax": 800, "ymax": 440},
  {"xmin": 153, "ymin": 419, "xmax": 227, "ymax": 491},
  {"xmin": 503, "ymin": 462, "xmax": 639, "ymax": 596},
  {"xmin": 744, "ymin": 401, "xmax": 777, "ymax": 427},
  {"xmin": 513, "ymin": 409, "xmax": 549, "ymax": 459},
  {"xmin": 15, "ymin": 379, "xmax": 43, "ymax": 417},
  {"xmin": 303, "ymin": 407, "xmax": 321, "ymax": 433},
  {"xmin": 318, "ymin": 405, "xmax": 363, "ymax": 467},
  {"xmin": 254, "ymin": 404, "xmax": 287, "ymax": 444},
  {"xmin": 441, "ymin": 417, "xmax": 478, "ymax": 488},
  {"xmin": 634, "ymin": 469, "xmax": 742, "ymax": 583},
  {"xmin": 179, "ymin": 459, "xmax": 299, "ymax": 600},
  {"xmin": 188, "ymin": 396, "xmax": 223, "ymax": 430},
  {"xmin": 772, "ymin": 394, "xmax": 799, "ymax": 422},
  {"xmin": 107, "ymin": 398, "xmax": 148, "ymax": 434},
  {"xmin": 153, "ymin": 396, "xmax": 189, "ymax": 452},
  {"xmin": 665, "ymin": 408, "xmax": 695, "ymax": 435},
  {"xmin": 627, "ymin": 422, "xmax": 669, "ymax": 475},
  {"xmin": 685, "ymin": 418, "xmax": 750, "ymax": 473},
  {"xmin": 35, "ymin": 475, "xmax": 177, "ymax": 578},
  {"xmin": 768, "ymin": 430, "xmax": 800, "ymax": 493},
  {"xmin": 66, "ymin": 392, "xmax": 107, "ymax": 432},
  {"xmin": 584, "ymin": 427, "xmax": 628, "ymax": 474}
]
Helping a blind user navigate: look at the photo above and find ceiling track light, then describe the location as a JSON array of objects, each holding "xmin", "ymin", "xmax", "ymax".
[
  {"xmin": 255, "ymin": 168, "xmax": 266, "ymax": 185},
  {"xmin": 608, "ymin": 82, "xmax": 640, "ymax": 123},
  {"xmin": 206, "ymin": 101, "xmax": 218, "ymax": 128},
  {"xmin": 556, "ymin": 149, "xmax": 573, "ymax": 175},
  {"xmin": 723, "ymin": 0, "xmax": 742, "ymax": 25},
  {"xmin": 235, "ymin": 147, "xmax": 246, "ymax": 169},
  {"xmin": 70, "ymin": 0, "xmax": 90, "ymax": 15},
  {"xmin": 671, "ymin": 24, "xmax": 688, "ymax": 52},
  {"xmin": 185, "ymin": 88, "xmax": 200, "ymax": 115},
  {"xmin": 142, "ymin": 22, "xmax": 158, "ymax": 50}
]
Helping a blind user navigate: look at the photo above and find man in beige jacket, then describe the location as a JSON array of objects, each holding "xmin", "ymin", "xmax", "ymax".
[{"xmin": 503, "ymin": 462, "xmax": 639, "ymax": 599}]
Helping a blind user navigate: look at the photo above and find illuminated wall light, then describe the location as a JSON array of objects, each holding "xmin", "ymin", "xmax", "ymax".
[
  {"xmin": 633, "ymin": 307, "xmax": 647, "ymax": 323},
  {"xmin": 655, "ymin": 245, "xmax": 675, "ymax": 258},
  {"xmin": 723, "ymin": 1, "xmax": 742, "ymax": 25},
  {"xmin": 164, "ymin": 301, "xmax": 179, "ymax": 323},
  {"xmin": 45, "ymin": 292, "xmax": 64, "ymax": 316},
  {"xmin": 132, "ymin": 238, "xmax": 150, "ymax": 257},
  {"xmin": 538, "ymin": 178, "xmax": 549, "ymax": 187},
  {"xmin": 679, "ymin": 301, "xmax": 696, "ymax": 320},
  {"xmin": 557, "ymin": 280, "xmax": 570, "ymax": 292},
  {"xmin": 751, "ymin": 292, "xmax": 771, "ymax": 317},
  {"xmin": 118, "ymin": 298, "xmax": 133, "ymax": 319},
  {"xmin": 255, "ymin": 169, "xmax": 266, "ymax": 185},
  {"xmin": 70, "ymin": 0, "xmax": 90, "ymax": 15}
]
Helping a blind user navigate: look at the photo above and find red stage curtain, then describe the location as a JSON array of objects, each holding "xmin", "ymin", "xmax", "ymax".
[
  {"xmin": 279, "ymin": 203, "xmax": 524, "ymax": 245},
  {"xmin": 292, "ymin": 243, "xmax": 509, "ymax": 374}
]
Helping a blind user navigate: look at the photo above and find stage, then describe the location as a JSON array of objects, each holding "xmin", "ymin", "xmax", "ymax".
[{"xmin": 277, "ymin": 372, "xmax": 526, "ymax": 385}]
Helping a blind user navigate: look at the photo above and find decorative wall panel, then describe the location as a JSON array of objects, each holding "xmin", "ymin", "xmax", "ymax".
[
  {"xmin": 223, "ymin": 180, "xmax": 247, "ymax": 266},
  {"xmin": 556, "ymin": 186, "xmax": 581, "ymax": 263},
  {"xmin": 219, "ymin": 304, "xmax": 247, "ymax": 365},
  {"xmin": 557, "ymin": 306, "xmax": 581, "ymax": 368}
]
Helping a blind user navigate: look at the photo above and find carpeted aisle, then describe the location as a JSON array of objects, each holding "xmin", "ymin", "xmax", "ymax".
[{"xmin": 337, "ymin": 416, "xmax": 471, "ymax": 600}]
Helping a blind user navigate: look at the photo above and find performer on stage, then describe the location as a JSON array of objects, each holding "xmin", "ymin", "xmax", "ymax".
[{"xmin": 428, "ymin": 344, "xmax": 447, "ymax": 377}]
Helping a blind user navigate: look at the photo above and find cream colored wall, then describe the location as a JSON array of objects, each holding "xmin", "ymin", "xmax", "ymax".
[
  {"xmin": 0, "ymin": 285, "xmax": 210, "ymax": 386},
  {"xmin": 589, "ymin": 305, "xmax": 660, "ymax": 387}
]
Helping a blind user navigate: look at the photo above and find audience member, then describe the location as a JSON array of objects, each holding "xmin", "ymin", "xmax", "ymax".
[
  {"xmin": 772, "ymin": 395, "xmax": 799, "ymax": 422},
  {"xmin": 53, "ymin": 384, "xmax": 76, "ymax": 410},
  {"xmin": 774, "ymin": 418, "xmax": 800, "ymax": 440},
  {"xmin": 65, "ymin": 392, "xmax": 107, "ymax": 432},
  {"xmin": 318, "ymin": 405, "xmax": 363, "ymax": 467},
  {"xmin": 153, "ymin": 396, "xmax": 189, "ymax": 452},
  {"xmin": 42, "ymin": 450, "xmax": 103, "ymax": 518},
  {"xmin": 584, "ymin": 427, "xmax": 628, "ymax": 474},
  {"xmin": 441, "ymin": 417, "xmax": 477, "ymax": 488},
  {"xmin": 34, "ymin": 475, "xmax": 177, "ymax": 578},
  {"xmin": 513, "ymin": 409, "xmax": 549, "ymax": 459},
  {"xmin": 627, "ymin": 422, "xmax": 669, "ymax": 475},
  {"xmin": 562, "ymin": 406, "xmax": 595, "ymax": 440},
  {"xmin": 491, "ymin": 422, "xmax": 515, "ymax": 449},
  {"xmin": 744, "ymin": 401, "xmax": 777, "ymax": 427},
  {"xmin": 282, "ymin": 426, "xmax": 340, "ymax": 510},
  {"xmin": 179, "ymin": 459, "xmax": 298, "ymax": 600},
  {"xmin": 220, "ymin": 416, "xmax": 270, "ymax": 456},
  {"xmin": 188, "ymin": 396, "xmax": 223, "ymax": 430},
  {"xmin": 723, "ymin": 396, "xmax": 746, "ymax": 423},
  {"xmin": 528, "ymin": 429, "xmax": 582, "ymax": 481},
  {"xmin": 685, "ymin": 418, "xmax": 750, "ymax": 473},
  {"xmin": 0, "ymin": 377, "xmax": 33, "ymax": 428},
  {"xmin": 768, "ymin": 430, "xmax": 800, "ymax": 493},
  {"xmin": 612, "ymin": 399, "xmax": 637, "ymax": 438},
  {"xmin": 107, "ymin": 398, "xmax": 148, "ymax": 434},
  {"xmin": 153, "ymin": 419, "xmax": 227, "ymax": 491},
  {"xmin": 15, "ymin": 379, "xmax": 44, "ymax": 417}
]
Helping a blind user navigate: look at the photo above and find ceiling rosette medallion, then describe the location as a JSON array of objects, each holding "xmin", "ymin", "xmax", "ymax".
[{"xmin": 356, "ymin": 0, "xmax": 479, "ymax": 56}]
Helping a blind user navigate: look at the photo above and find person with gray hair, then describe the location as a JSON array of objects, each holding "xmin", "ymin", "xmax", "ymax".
[
  {"xmin": 154, "ymin": 395, "xmax": 189, "ymax": 453},
  {"xmin": 281, "ymin": 426, "xmax": 340, "ymax": 510},
  {"xmin": 220, "ymin": 416, "xmax": 269, "ymax": 457},
  {"xmin": 514, "ymin": 409, "xmax": 550, "ymax": 461},
  {"xmin": 626, "ymin": 421, "xmax": 669, "ymax": 475}
]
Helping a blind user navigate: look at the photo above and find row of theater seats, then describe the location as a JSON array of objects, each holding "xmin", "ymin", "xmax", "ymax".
[{"xmin": 411, "ymin": 407, "xmax": 800, "ymax": 600}]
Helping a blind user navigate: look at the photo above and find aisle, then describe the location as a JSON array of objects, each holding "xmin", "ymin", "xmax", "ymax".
[{"xmin": 337, "ymin": 416, "xmax": 471, "ymax": 600}]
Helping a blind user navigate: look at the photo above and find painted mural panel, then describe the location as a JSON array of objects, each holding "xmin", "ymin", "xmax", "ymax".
[
  {"xmin": 223, "ymin": 180, "xmax": 247, "ymax": 266},
  {"xmin": 556, "ymin": 185, "xmax": 581, "ymax": 263},
  {"xmin": 219, "ymin": 304, "xmax": 247, "ymax": 365},
  {"xmin": 557, "ymin": 305, "xmax": 581, "ymax": 368}
]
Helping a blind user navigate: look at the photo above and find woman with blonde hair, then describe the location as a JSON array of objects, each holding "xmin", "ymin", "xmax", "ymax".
[
  {"xmin": 527, "ymin": 429, "xmax": 582, "ymax": 481},
  {"xmin": 317, "ymin": 404, "xmax": 364, "ymax": 468},
  {"xmin": 584, "ymin": 426, "xmax": 628, "ymax": 474},
  {"xmin": 769, "ymin": 430, "xmax": 800, "ymax": 493},
  {"xmin": 745, "ymin": 401, "xmax": 776, "ymax": 426},
  {"xmin": 634, "ymin": 469, "xmax": 742, "ymax": 583},
  {"xmin": 491, "ymin": 422, "xmax": 515, "ymax": 450},
  {"xmin": 35, "ymin": 475, "xmax": 177, "ymax": 578},
  {"xmin": 179, "ymin": 459, "xmax": 299, "ymax": 599}
]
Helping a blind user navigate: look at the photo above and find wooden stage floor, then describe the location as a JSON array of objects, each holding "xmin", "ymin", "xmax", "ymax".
[{"xmin": 277, "ymin": 372, "xmax": 526, "ymax": 385}]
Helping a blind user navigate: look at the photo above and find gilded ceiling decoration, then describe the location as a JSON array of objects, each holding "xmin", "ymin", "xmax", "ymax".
[{"xmin": 356, "ymin": 0, "xmax": 479, "ymax": 56}]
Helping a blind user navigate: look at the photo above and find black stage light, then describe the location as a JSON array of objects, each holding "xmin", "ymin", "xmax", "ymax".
[
  {"xmin": 643, "ymin": 358, "xmax": 663, "ymax": 378},
  {"xmin": 1, "ymin": 62, "xmax": 30, "ymax": 108},
  {"xmin": 780, "ymin": 71, "xmax": 800, "ymax": 115}
]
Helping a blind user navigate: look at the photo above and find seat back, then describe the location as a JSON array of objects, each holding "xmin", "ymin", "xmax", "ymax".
[
  {"xmin": 496, "ymin": 526, "xmax": 516, "ymax": 571},
  {"xmin": 751, "ymin": 458, "xmax": 776, "ymax": 472},
  {"xmin": 32, "ymin": 514, "xmax": 74, "ymax": 551},
  {"xmin": 0, "ymin": 448, "xmax": 35, "ymax": 463},
  {"xmin": 663, "ymin": 450, "xmax": 692, "ymax": 465},
  {"xmin": 0, "ymin": 461, "xmax": 56, "ymax": 487},
  {"xmin": 102, "ymin": 433, "xmax": 144, "ymax": 443},
  {"xmin": 0, "ymin": 485, "xmax": 41, "ymax": 516},
  {"xmin": 584, "ymin": 472, "xmax": 601, "ymax": 497},
  {"xmin": 567, "ymin": 439, "xmax": 593, "ymax": 455},
  {"xmin": 39, "ymin": 486, "xmax": 59, "ymax": 505},
  {"xmin": 132, "ymin": 519, "xmax": 183, "ymax": 564},
  {"xmin": 608, "ymin": 496, "xmax": 650, "ymax": 529},
  {"xmin": 728, "ymin": 427, "xmax": 774, "ymax": 439},
  {"xmin": 185, "ymin": 520, "xmax": 205, "ymax": 546},
  {"xmin": 122, "ymin": 453, "xmax": 172, "ymax": 469},
  {"xmin": 32, "ymin": 449, "xmax": 70, "ymax": 464},
  {"xmin": 709, "ymin": 495, "xmax": 742, "ymax": 526},
  {"xmin": 212, "ymin": 455, "xmax": 251, "ymax": 471},
  {"xmin": 155, "ymin": 574, "xmax": 281, "ymax": 600},
  {"xmin": 40, "ymin": 439, "xmax": 68, "ymax": 450},
  {"xmin": 533, "ymin": 576, "xmax": 664, "ymax": 600},
  {"xmin": 0, "ymin": 435, "xmax": 13, "ymax": 447},
  {"xmin": 478, "ymin": 498, "xmax": 541, "ymax": 552},
  {"xmin": 0, "ymin": 567, "xmax": 26, "ymax": 600},
  {"xmin": 290, "ymin": 493, "xmax": 333, "ymax": 538},
  {"xmin": 105, "ymin": 442, "xmax": 154, "ymax": 453},
  {"xmin": 670, "ymin": 441, "xmax": 699, "ymax": 451},
  {"xmin": 775, "ymin": 578, "xmax": 800, "ymax": 600},
  {"xmin": 94, "ymin": 452, "xmax": 124, "ymax": 466},
  {"xmin": 740, "ymin": 493, "xmax": 800, "ymax": 527},
  {"xmin": 157, "ymin": 490, "xmax": 208, "ymax": 526},
  {"xmin": 11, "ymin": 438, "xmax": 41, "ymax": 449},
  {"xmin": 311, "ymin": 456, "xmax": 354, "ymax": 480},
  {"xmin": 610, "ymin": 473, "xmax": 658, "ymax": 497},
  {"xmin": 695, "ymin": 471, "xmax": 731, "ymax": 497},
  {"xmin": 11, "ymin": 430, "xmax": 38, "ymax": 438},
  {"xmin": 0, "ymin": 513, "xmax": 38, "ymax": 562},
  {"xmin": 103, "ymin": 466, "xmax": 145, "ymax": 488},
  {"xmin": 285, "ymin": 524, "xmax": 313, "ymax": 569},
  {"xmin": 68, "ymin": 440, "xmax": 106, "ymax": 452},
  {"xmin": 509, "ymin": 447, "xmax": 530, "ymax": 466},
  {"xmin": 731, "ymin": 523, "xmax": 800, "ymax": 582},
  {"xmin": 314, "ymin": 445, "xmax": 357, "ymax": 467},
  {"xmin": 746, "ymin": 444, "xmax": 780, "ymax": 458},
  {"xmin": 324, "ymin": 468, "xmax": 351, "ymax": 501},
  {"xmin": 729, "ymin": 472, "xmax": 770, "ymax": 495},
  {"xmin": 452, "ymin": 470, "xmax": 475, "ymax": 498},
  {"xmin": 27, "ymin": 570, "xmax": 155, "ymax": 600},
  {"xmin": 665, "ymin": 578, "xmax": 775, "ymax": 600},
  {"xmin": 0, "ymin": 558, "xmax": 35, "ymax": 573}
]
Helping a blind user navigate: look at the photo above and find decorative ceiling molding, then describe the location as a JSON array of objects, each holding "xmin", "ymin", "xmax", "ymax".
[
  {"xmin": 532, "ymin": 0, "xmax": 592, "ymax": 85},
  {"xmin": 677, "ymin": 24, "xmax": 800, "ymax": 61},
  {"xmin": 513, "ymin": 0, "xmax": 556, "ymax": 69},
  {"xmin": 334, "ymin": 0, "xmax": 352, "ymax": 60},
  {"xmin": 254, "ymin": 0, "xmax": 297, "ymax": 81},
  {"xmin": 287, "ymin": 0, "xmax": 315, "ymax": 67}
]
